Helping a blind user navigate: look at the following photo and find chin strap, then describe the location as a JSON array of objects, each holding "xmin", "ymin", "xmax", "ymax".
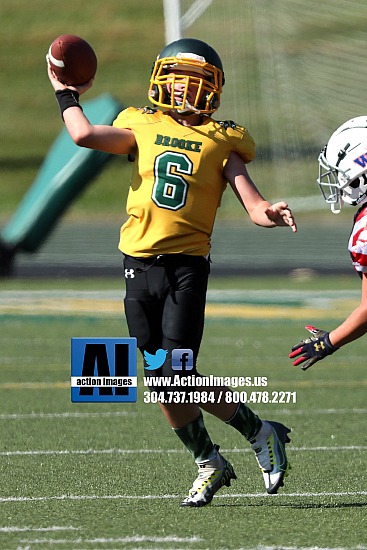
[
  {"xmin": 174, "ymin": 98, "xmax": 202, "ymax": 115},
  {"xmin": 331, "ymin": 201, "xmax": 342, "ymax": 214}
]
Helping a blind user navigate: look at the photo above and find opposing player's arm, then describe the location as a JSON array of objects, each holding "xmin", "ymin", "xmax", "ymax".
[
  {"xmin": 224, "ymin": 152, "xmax": 297, "ymax": 232},
  {"xmin": 289, "ymin": 273, "xmax": 367, "ymax": 369},
  {"xmin": 47, "ymin": 63, "xmax": 136, "ymax": 155},
  {"xmin": 328, "ymin": 272, "xmax": 367, "ymax": 347}
]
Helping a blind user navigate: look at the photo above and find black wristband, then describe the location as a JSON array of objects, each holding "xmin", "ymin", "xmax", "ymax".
[
  {"xmin": 324, "ymin": 332, "xmax": 339, "ymax": 353},
  {"xmin": 55, "ymin": 89, "xmax": 83, "ymax": 120}
]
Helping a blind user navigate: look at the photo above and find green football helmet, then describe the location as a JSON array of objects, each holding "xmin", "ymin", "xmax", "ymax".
[{"xmin": 148, "ymin": 38, "xmax": 224, "ymax": 115}]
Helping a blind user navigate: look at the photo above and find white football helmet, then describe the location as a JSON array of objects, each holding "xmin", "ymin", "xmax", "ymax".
[{"xmin": 317, "ymin": 116, "xmax": 367, "ymax": 213}]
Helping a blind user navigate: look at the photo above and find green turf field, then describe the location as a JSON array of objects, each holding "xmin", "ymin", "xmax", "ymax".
[
  {"xmin": 0, "ymin": 276, "xmax": 366, "ymax": 550},
  {"xmin": 1, "ymin": 2, "xmax": 367, "ymax": 547}
]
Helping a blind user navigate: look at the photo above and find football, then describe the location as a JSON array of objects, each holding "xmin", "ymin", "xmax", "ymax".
[{"xmin": 47, "ymin": 34, "xmax": 97, "ymax": 86}]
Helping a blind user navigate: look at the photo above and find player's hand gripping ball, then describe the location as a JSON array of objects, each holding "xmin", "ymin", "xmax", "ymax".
[{"xmin": 47, "ymin": 34, "xmax": 97, "ymax": 86}]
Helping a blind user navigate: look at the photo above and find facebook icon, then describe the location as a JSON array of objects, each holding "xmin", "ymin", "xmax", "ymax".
[{"xmin": 172, "ymin": 348, "xmax": 194, "ymax": 371}]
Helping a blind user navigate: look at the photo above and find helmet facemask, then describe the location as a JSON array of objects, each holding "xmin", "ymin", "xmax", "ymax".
[
  {"xmin": 317, "ymin": 122, "xmax": 367, "ymax": 213},
  {"xmin": 149, "ymin": 53, "xmax": 223, "ymax": 115},
  {"xmin": 317, "ymin": 146, "xmax": 346, "ymax": 214}
]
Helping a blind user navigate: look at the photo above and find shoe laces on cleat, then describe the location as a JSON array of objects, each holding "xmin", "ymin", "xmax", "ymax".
[
  {"xmin": 180, "ymin": 445, "xmax": 237, "ymax": 507},
  {"xmin": 250, "ymin": 420, "xmax": 291, "ymax": 495}
]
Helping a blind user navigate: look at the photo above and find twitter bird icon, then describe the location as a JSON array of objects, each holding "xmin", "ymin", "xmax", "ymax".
[{"xmin": 143, "ymin": 349, "xmax": 168, "ymax": 370}]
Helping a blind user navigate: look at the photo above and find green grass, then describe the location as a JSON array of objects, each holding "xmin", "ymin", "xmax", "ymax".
[
  {"xmin": 1, "ymin": 4, "xmax": 367, "ymax": 544},
  {"xmin": 0, "ymin": 277, "xmax": 366, "ymax": 549},
  {"xmin": 1, "ymin": 7, "xmax": 366, "ymax": 548}
]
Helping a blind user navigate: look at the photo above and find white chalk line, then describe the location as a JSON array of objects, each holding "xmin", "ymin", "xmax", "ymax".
[
  {"xmin": 0, "ymin": 445, "xmax": 366, "ymax": 458},
  {"xmin": 16, "ymin": 543, "xmax": 367, "ymax": 550},
  {"xmin": 1, "ymin": 491, "xmax": 366, "ymax": 504},
  {"xmin": 16, "ymin": 545, "xmax": 367, "ymax": 550},
  {"xmin": 0, "ymin": 411, "xmax": 135, "ymax": 420},
  {"xmin": 20, "ymin": 535, "xmax": 204, "ymax": 544},
  {"xmin": 0, "ymin": 525, "xmax": 80, "ymax": 533},
  {"xmin": 18, "ymin": 546, "xmax": 363, "ymax": 550},
  {"xmin": 0, "ymin": 409, "xmax": 365, "ymax": 421}
]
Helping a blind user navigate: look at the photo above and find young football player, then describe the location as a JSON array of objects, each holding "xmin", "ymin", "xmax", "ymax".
[
  {"xmin": 47, "ymin": 38, "xmax": 296, "ymax": 507},
  {"xmin": 289, "ymin": 116, "xmax": 367, "ymax": 370}
]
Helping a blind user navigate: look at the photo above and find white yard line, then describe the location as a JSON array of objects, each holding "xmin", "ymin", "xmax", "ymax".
[
  {"xmin": 1, "ymin": 491, "xmax": 366, "ymax": 504},
  {"xmin": 16, "ymin": 541, "xmax": 367, "ymax": 550},
  {"xmin": 0, "ymin": 409, "xmax": 365, "ymax": 420},
  {"xmin": 0, "ymin": 526, "xmax": 80, "ymax": 532},
  {"xmin": 0, "ymin": 411, "xmax": 135, "ymax": 420},
  {"xmin": 19, "ymin": 535, "xmax": 202, "ymax": 544},
  {"xmin": 0, "ymin": 445, "xmax": 366, "ymax": 457}
]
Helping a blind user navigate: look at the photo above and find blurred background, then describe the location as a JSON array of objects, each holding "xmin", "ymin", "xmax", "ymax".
[{"xmin": 1, "ymin": 0, "xmax": 367, "ymax": 277}]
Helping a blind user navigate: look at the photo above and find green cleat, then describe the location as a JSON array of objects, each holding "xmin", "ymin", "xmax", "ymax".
[
  {"xmin": 180, "ymin": 445, "xmax": 237, "ymax": 507},
  {"xmin": 250, "ymin": 420, "xmax": 291, "ymax": 494}
]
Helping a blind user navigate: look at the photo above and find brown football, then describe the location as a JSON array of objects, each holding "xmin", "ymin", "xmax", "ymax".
[{"xmin": 47, "ymin": 34, "xmax": 97, "ymax": 86}]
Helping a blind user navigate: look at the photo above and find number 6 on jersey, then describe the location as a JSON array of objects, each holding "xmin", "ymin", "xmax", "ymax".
[{"xmin": 153, "ymin": 151, "xmax": 192, "ymax": 210}]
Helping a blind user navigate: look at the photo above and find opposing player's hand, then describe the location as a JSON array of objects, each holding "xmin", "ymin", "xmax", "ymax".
[
  {"xmin": 46, "ymin": 55, "xmax": 94, "ymax": 95},
  {"xmin": 289, "ymin": 325, "xmax": 338, "ymax": 370},
  {"xmin": 264, "ymin": 202, "xmax": 297, "ymax": 233}
]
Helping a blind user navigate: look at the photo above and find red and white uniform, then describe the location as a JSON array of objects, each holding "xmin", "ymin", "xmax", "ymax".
[{"xmin": 348, "ymin": 204, "xmax": 367, "ymax": 274}]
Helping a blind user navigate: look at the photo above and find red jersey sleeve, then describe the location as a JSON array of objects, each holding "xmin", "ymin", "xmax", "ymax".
[{"xmin": 348, "ymin": 205, "xmax": 367, "ymax": 273}]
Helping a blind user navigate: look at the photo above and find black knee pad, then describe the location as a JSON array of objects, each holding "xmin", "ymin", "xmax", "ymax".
[
  {"xmin": 124, "ymin": 297, "xmax": 155, "ymax": 350},
  {"xmin": 162, "ymin": 290, "xmax": 205, "ymax": 343}
]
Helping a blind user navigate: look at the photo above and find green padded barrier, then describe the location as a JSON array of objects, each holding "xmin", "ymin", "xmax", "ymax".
[{"xmin": 1, "ymin": 93, "xmax": 123, "ymax": 253}]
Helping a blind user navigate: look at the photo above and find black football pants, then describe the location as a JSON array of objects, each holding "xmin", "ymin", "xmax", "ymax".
[{"xmin": 123, "ymin": 254, "xmax": 210, "ymax": 383}]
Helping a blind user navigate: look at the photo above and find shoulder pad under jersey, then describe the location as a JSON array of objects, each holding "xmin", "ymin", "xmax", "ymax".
[
  {"xmin": 137, "ymin": 106, "xmax": 158, "ymax": 115},
  {"xmin": 217, "ymin": 120, "xmax": 238, "ymax": 130}
]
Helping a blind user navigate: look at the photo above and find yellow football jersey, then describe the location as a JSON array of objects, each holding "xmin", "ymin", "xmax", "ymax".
[{"xmin": 113, "ymin": 107, "xmax": 255, "ymax": 257}]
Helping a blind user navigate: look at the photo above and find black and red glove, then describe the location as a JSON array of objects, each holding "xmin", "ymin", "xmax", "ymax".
[{"xmin": 289, "ymin": 325, "xmax": 338, "ymax": 370}]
